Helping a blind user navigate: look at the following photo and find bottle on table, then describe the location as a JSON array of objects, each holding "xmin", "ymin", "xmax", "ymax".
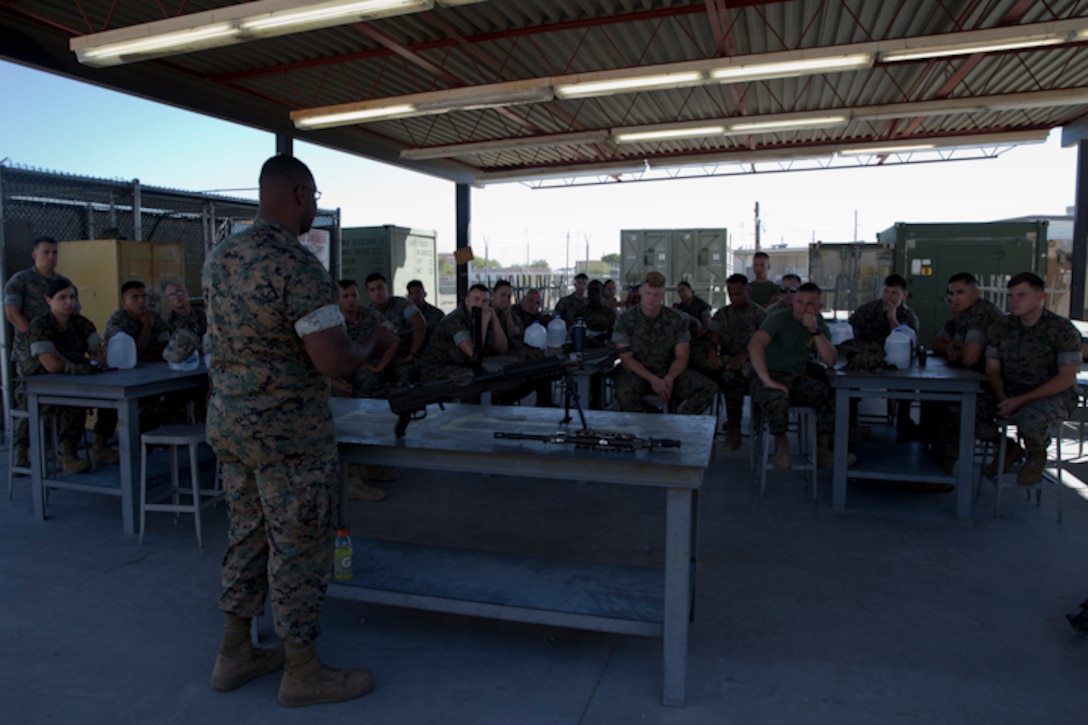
[
  {"xmin": 571, "ymin": 317, "xmax": 587, "ymax": 354},
  {"xmin": 107, "ymin": 330, "xmax": 138, "ymax": 369},
  {"xmin": 333, "ymin": 528, "xmax": 353, "ymax": 581}
]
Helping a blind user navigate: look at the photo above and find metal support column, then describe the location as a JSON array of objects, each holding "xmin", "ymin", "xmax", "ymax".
[
  {"xmin": 1070, "ymin": 138, "xmax": 1088, "ymax": 321},
  {"xmin": 132, "ymin": 179, "xmax": 142, "ymax": 241},
  {"xmin": 0, "ymin": 165, "xmax": 11, "ymax": 435},
  {"xmin": 276, "ymin": 134, "xmax": 293, "ymax": 157},
  {"xmin": 456, "ymin": 182, "xmax": 471, "ymax": 303}
]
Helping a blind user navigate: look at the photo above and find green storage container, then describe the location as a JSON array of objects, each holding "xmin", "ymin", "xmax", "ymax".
[
  {"xmin": 340, "ymin": 225, "xmax": 437, "ymax": 300},
  {"xmin": 876, "ymin": 221, "xmax": 1048, "ymax": 342}
]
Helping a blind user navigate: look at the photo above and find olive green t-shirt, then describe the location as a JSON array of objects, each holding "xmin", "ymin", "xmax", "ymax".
[{"xmin": 760, "ymin": 308, "xmax": 829, "ymax": 375}]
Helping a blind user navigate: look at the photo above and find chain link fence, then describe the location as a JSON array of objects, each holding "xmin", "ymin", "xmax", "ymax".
[{"xmin": 1, "ymin": 162, "xmax": 341, "ymax": 432}]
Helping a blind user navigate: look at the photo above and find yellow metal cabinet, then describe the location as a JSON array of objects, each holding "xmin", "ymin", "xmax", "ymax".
[{"xmin": 56, "ymin": 239, "xmax": 185, "ymax": 333}]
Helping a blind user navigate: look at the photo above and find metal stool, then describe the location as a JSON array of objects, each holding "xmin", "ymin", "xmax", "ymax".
[
  {"xmin": 138, "ymin": 424, "xmax": 221, "ymax": 547},
  {"xmin": 975, "ymin": 421, "xmax": 1063, "ymax": 522},
  {"xmin": 751, "ymin": 404, "xmax": 818, "ymax": 499},
  {"xmin": 7, "ymin": 409, "xmax": 67, "ymax": 500}
]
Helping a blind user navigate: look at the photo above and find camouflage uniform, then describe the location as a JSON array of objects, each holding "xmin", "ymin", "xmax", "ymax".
[
  {"xmin": 677, "ymin": 296, "xmax": 713, "ymax": 372},
  {"xmin": 203, "ymin": 217, "xmax": 343, "ymax": 644},
  {"xmin": 748, "ymin": 280, "xmax": 779, "ymax": 308},
  {"xmin": 926, "ymin": 298, "xmax": 1005, "ymax": 456},
  {"xmin": 581, "ymin": 304, "xmax": 616, "ymax": 347},
  {"xmin": 763, "ymin": 299, "xmax": 789, "ymax": 315},
  {"xmin": 25, "ymin": 311, "xmax": 106, "ymax": 445},
  {"xmin": 420, "ymin": 305, "xmax": 476, "ymax": 383},
  {"xmin": 553, "ymin": 293, "xmax": 587, "ymax": 327},
  {"xmin": 417, "ymin": 302, "xmax": 446, "ymax": 353},
  {"xmin": 166, "ymin": 306, "xmax": 208, "ymax": 339},
  {"xmin": 750, "ymin": 309, "xmax": 835, "ymax": 436},
  {"xmin": 3, "ymin": 266, "xmax": 76, "ymax": 447},
  {"xmin": 105, "ymin": 308, "xmax": 172, "ymax": 358},
  {"xmin": 345, "ymin": 308, "xmax": 396, "ymax": 398},
  {"xmin": 709, "ymin": 303, "xmax": 767, "ymax": 425},
  {"xmin": 371, "ymin": 296, "xmax": 422, "ymax": 386},
  {"xmin": 611, "ymin": 305, "xmax": 716, "ymax": 414},
  {"xmin": 984, "ymin": 308, "xmax": 1081, "ymax": 449}
]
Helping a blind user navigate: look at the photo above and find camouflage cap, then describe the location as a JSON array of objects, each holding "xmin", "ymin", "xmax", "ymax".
[{"xmin": 163, "ymin": 328, "xmax": 202, "ymax": 363}]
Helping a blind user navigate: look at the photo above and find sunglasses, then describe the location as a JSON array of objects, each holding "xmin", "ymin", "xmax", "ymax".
[{"xmin": 780, "ymin": 286, "xmax": 799, "ymax": 293}]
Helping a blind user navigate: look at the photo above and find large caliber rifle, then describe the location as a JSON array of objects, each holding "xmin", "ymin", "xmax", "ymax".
[
  {"xmin": 494, "ymin": 430, "xmax": 680, "ymax": 452},
  {"xmin": 387, "ymin": 346, "xmax": 627, "ymax": 437}
]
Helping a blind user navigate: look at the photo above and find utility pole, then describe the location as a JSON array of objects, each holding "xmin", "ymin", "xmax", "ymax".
[{"xmin": 754, "ymin": 201, "xmax": 761, "ymax": 253}]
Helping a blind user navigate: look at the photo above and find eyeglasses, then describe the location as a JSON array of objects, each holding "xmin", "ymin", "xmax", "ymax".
[
  {"xmin": 780, "ymin": 286, "xmax": 799, "ymax": 293},
  {"xmin": 295, "ymin": 185, "xmax": 322, "ymax": 201},
  {"xmin": 166, "ymin": 289, "xmax": 187, "ymax": 300}
]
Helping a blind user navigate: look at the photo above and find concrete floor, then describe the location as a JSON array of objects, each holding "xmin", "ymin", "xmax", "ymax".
[{"xmin": 2, "ymin": 416, "xmax": 1087, "ymax": 725}]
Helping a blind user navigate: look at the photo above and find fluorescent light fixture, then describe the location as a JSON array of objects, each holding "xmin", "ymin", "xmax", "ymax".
[
  {"xmin": 70, "ymin": 0, "xmax": 435, "ymax": 67},
  {"xmin": 554, "ymin": 71, "xmax": 704, "ymax": 99},
  {"xmin": 709, "ymin": 53, "xmax": 872, "ymax": 83},
  {"xmin": 614, "ymin": 126, "xmax": 726, "ymax": 144},
  {"xmin": 881, "ymin": 35, "xmax": 1066, "ymax": 63},
  {"xmin": 293, "ymin": 85, "xmax": 553, "ymax": 129},
  {"xmin": 838, "ymin": 143, "xmax": 936, "ymax": 156},
  {"xmin": 401, "ymin": 130, "xmax": 610, "ymax": 160},
  {"xmin": 475, "ymin": 162, "xmax": 647, "ymax": 186},
  {"xmin": 728, "ymin": 115, "xmax": 848, "ymax": 133}
]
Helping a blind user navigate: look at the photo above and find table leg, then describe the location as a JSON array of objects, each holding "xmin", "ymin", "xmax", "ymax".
[
  {"xmin": 832, "ymin": 387, "xmax": 851, "ymax": 511},
  {"xmin": 29, "ymin": 391, "xmax": 45, "ymax": 521},
  {"xmin": 663, "ymin": 487, "xmax": 691, "ymax": 708},
  {"xmin": 119, "ymin": 399, "xmax": 140, "ymax": 535},
  {"xmin": 956, "ymin": 389, "xmax": 977, "ymax": 520}
]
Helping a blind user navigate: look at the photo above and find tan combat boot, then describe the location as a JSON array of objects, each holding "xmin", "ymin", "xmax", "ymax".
[
  {"xmin": 1017, "ymin": 448, "xmax": 1046, "ymax": 486},
  {"xmin": 211, "ymin": 614, "xmax": 285, "ymax": 691},
  {"xmin": 347, "ymin": 464, "xmax": 386, "ymax": 502},
  {"xmin": 60, "ymin": 440, "xmax": 91, "ymax": 474},
  {"xmin": 277, "ymin": 639, "xmax": 374, "ymax": 708},
  {"xmin": 817, "ymin": 434, "xmax": 856, "ymax": 470},
  {"xmin": 722, "ymin": 422, "xmax": 742, "ymax": 452},
  {"xmin": 985, "ymin": 437, "xmax": 1024, "ymax": 476},
  {"xmin": 772, "ymin": 434, "xmax": 792, "ymax": 470},
  {"xmin": 91, "ymin": 434, "xmax": 120, "ymax": 467}
]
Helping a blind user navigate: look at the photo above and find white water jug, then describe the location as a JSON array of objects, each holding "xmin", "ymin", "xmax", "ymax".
[
  {"xmin": 831, "ymin": 321, "xmax": 854, "ymax": 346},
  {"xmin": 107, "ymin": 330, "xmax": 137, "ymax": 369},
  {"xmin": 884, "ymin": 329, "xmax": 911, "ymax": 370},
  {"xmin": 524, "ymin": 320, "xmax": 547, "ymax": 350},
  {"xmin": 546, "ymin": 318, "xmax": 567, "ymax": 348}
]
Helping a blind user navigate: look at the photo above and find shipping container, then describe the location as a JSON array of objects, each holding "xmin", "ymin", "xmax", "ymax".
[
  {"xmin": 341, "ymin": 226, "xmax": 437, "ymax": 300},
  {"xmin": 808, "ymin": 242, "xmax": 895, "ymax": 320},
  {"xmin": 57, "ymin": 239, "xmax": 185, "ymax": 332},
  {"xmin": 621, "ymin": 228, "xmax": 728, "ymax": 305},
  {"xmin": 877, "ymin": 221, "xmax": 1048, "ymax": 341}
]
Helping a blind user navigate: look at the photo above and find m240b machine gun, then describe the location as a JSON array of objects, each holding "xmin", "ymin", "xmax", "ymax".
[
  {"xmin": 494, "ymin": 430, "xmax": 680, "ymax": 452},
  {"xmin": 387, "ymin": 347, "xmax": 625, "ymax": 437}
]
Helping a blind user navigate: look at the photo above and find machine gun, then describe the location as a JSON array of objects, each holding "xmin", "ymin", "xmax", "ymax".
[
  {"xmin": 387, "ymin": 346, "xmax": 627, "ymax": 437},
  {"xmin": 494, "ymin": 430, "xmax": 681, "ymax": 452}
]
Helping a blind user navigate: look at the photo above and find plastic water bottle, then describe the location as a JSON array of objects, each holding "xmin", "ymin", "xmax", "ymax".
[
  {"xmin": 524, "ymin": 320, "xmax": 547, "ymax": 350},
  {"xmin": 572, "ymin": 317, "xmax": 587, "ymax": 354},
  {"xmin": 546, "ymin": 317, "xmax": 567, "ymax": 348},
  {"xmin": 831, "ymin": 321, "xmax": 854, "ymax": 346},
  {"xmin": 107, "ymin": 330, "xmax": 137, "ymax": 369},
  {"xmin": 884, "ymin": 329, "xmax": 911, "ymax": 369},
  {"xmin": 334, "ymin": 528, "xmax": 353, "ymax": 581}
]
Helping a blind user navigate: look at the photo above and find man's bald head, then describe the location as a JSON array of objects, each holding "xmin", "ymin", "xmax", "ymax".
[{"xmin": 257, "ymin": 155, "xmax": 318, "ymax": 235}]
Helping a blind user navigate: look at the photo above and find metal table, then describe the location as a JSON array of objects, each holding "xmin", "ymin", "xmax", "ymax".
[
  {"xmin": 24, "ymin": 363, "xmax": 208, "ymax": 534},
  {"xmin": 830, "ymin": 358, "xmax": 987, "ymax": 520},
  {"xmin": 330, "ymin": 398, "xmax": 714, "ymax": 707}
]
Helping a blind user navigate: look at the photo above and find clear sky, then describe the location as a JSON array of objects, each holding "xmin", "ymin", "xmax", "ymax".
[{"xmin": 0, "ymin": 58, "xmax": 1080, "ymax": 270}]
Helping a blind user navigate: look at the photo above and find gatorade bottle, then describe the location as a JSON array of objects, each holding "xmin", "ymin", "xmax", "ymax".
[{"xmin": 333, "ymin": 528, "xmax": 353, "ymax": 581}]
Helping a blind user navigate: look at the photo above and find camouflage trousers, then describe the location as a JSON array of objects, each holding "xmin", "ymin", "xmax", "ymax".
[
  {"xmin": 750, "ymin": 371, "xmax": 835, "ymax": 436},
  {"xmin": 1000, "ymin": 394, "xmax": 1073, "ymax": 450},
  {"xmin": 11, "ymin": 359, "xmax": 32, "ymax": 446},
  {"xmin": 208, "ymin": 400, "xmax": 339, "ymax": 644},
  {"xmin": 614, "ymin": 369, "xmax": 716, "ymax": 415},
  {"xmin": 39, "ymin": 403, "xmax": 87, "ymax": 445},
  {"xmin": 718, "ymin": 363, "xmax": 753, "ymax": 425}
]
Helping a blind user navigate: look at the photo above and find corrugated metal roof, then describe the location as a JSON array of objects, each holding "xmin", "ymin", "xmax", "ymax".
[{"xmin": 3, "ymin": 0, "xmax": 1087, "ymax": 185}]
